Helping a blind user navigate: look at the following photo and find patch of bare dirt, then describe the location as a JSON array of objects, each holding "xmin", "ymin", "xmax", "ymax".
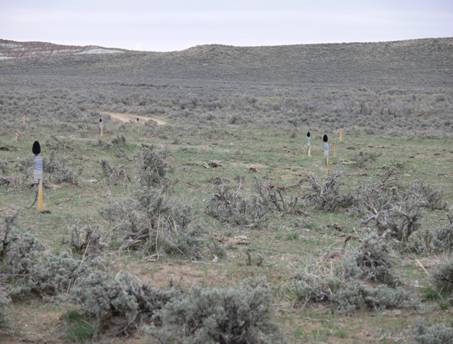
[{"xmin": 100, "ymin": 111, "xmax": 167, "ymax": 126}]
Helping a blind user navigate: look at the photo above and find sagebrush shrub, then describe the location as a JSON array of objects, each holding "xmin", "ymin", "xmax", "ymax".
[
  {"xmin": 207, "ymin": 181, "xmax": 269, "ymax": 227},
  {"xmin": 100, "ymin": 160, "xmax": 129, "ymax": 185},
  {"xmin": 1, "ymin": 214, "xmax": 102, "ymax": 299},
  {"xmin": 69, "ymin": 221, "xmax": 105, "ymax": 256},
  {"xmin": 292, "ymin": 270, "xmax": 342, "ymax": 304},
  {"xmin": 72, "ymin": 271, "xmax": 180, "ymax": 334},
  {"xmin": 0, "ymin": 288, "xmax": 10, "ymax": 328},
  {"xmin": 342, "ymin": 233, "xmax": 399, "ymax": 286},
  {"xmin": 431, "ymin": 214, "xmax": 453, "ymax": 253},
  {"xmin": 8, "ymin": 250, "xmax": 102, "ymax": 299},
  {"xmin": 44, "ymin": 151, "xmax": 79, "ymax": 184},
  {"xmin": 254, "ymin": 178, "xmax": 301, "ymax": 215},
  {"xmin": 356, "ymin": 175, "xmax": 427, "ymax": 247},
  {"xmin": 413, "ymin": 321, "xmax": 453, "ymax": 344},
  {"xmin": 303, "ymin": 172, "xmax": 354, "ymax": 212},
  {"xmin": 100, "ymin": 188, "xmax": 204, "ymax": 258},
  {"xmin": 431, "ymin": 258, "xmax": 453, "ymax": 294},
  {"xmin": 410, "ymin": 181, "xmax": 447, "ymax": 211},
  {"xmin": 0, "ymin": 215, "xmax": 44, "ymax": 277},
  {"xmin": 138, "ymin": 145, "xmax": 167, "ymax": 188},
  {"xmin": 152, "ymin": 280, "xmax": 285, "ymax": 344},
  {"xmin": 352, "ymin": 151, "xmax": 380, "ymax": 168},
  {"xmin": 332, "ymin": 282, "xmax": 413, "ymax": 314}
]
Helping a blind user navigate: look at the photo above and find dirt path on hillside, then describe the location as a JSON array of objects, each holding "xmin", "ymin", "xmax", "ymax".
[{"xmin": 99, "ymin": 111, "xmax": 167, "ymax": 125}]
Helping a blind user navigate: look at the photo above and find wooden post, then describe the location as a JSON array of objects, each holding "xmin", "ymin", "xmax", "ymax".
[
  {"xmin": 323, "ymin": 134, "xmax": 329, "ymax": 168},
  {"xmin": 306, "ymin": 131, "xmax": 311, "ymax": 157},
  {"xmin": 32, "ymin": 141, "xmax": 44, "ymax": 212},
  {"xmin": 37, "ymin": 180, "xmax": 44, "ymax": 212},
  {"xmin": 339, "ymin": 128, "xmax": 344, "ymax": 143}
]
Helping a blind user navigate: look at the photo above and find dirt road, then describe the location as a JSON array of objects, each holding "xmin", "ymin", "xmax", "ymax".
[{"xmin": 99, "ymin": 111, "xmax": 167, "ymax": 126}]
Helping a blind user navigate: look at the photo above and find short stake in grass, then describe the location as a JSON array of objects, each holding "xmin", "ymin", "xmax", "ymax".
[
  {"xmin": 338, "ymin": 128, "xmax": 344, "ymax": 143},
  {"xmin": 32, "ymin": 140, "xmax": 45, "ymax": 212},
  {"xmin": 306, "ymin": 131, "xmax": 312, "ymax": 157},
  {"xmin": 99, "ymin": 117, "xmax": 104, "ymax": 137},
  {"xmin": 323, "ymin": 134, "xmax": 330, "ymax": 169}
]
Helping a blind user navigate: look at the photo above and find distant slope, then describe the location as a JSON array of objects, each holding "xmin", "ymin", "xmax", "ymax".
[
  {"xmin": 0, "ymin": 39, "xmax": 126, "ymax": 60},
  {"xmin": 0, "ymin": 37, "xmax": 452, "ymax": 87}
]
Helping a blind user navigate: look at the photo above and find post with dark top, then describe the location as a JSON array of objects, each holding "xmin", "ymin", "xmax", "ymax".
[
  {"xmin": 32, "ymin": 141, "xmax": 44, "ymax": 212},
  {"xmin": 306, "ymin": 131, "xmax": 312, "ymax": 157},
  {"xmin": 323, "ymin": 134, "xmax": 330, "ymax": 169},
  {"xmin": 99, "ymin": 117, "xmax": 104, "ymax": 137}
]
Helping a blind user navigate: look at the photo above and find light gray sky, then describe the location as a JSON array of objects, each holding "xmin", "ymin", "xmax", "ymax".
[{"xmin": 1, "ymin": 0, "xmax": 452, "ymax": 51}]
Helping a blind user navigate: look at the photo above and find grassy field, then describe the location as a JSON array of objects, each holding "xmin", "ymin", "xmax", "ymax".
[{"xmin": 1, "ymin": 118, "xmax": 453, "ymax": 343}]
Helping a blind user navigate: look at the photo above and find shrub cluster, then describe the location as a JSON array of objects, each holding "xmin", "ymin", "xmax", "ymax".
[
  {"xmin": 353, "ymin": 169, "xmax": 445, "ymax": 249},
  {"xmin": 341, "ymin": 233, "xmax": 399, "ymax": 286},
  {"xmin": 100, "ymin": 159, "xmax": 130, "ymax": 185},
  {"xmin": 413, "ymin": 321, "xmax": 453, "ymax": 344},
  {"xmin": 137, "ymin": 145, "xmax": 167, "ymax": 188},
  {"xmin": 430, "ymin": 258, "xmax": 453, "ymax": 295},
  {"xmin": 152, "ymin": 280, "xmax": 285, "ymax": 344},
  {"xmin": 44, "ymin": 151, "xmax": 79, "ymax": 184},
  {"xmin": 68, "ymin": 221, "xmax": 105, "ymax": 256},
  {"xmin": 71, "ymin": 271, "xmax": 180, "ymax": 334},
  {"xmin": 1, "ymin": 214, "xmax": 101, "ymax": 299},
  {"xmin": 302, "ymin": 172, "xmax": 354, "ymax": 212},
  {"xmin": 207, "ymin": 181, "xmax": 269, "ymax": 227},
  {"xmin": 100, "ymin": 189, "xmax": 204, "ymax": 258},
  {"xmin": 100, "ymin": 146, "xmax": 205, "ymax": 258},
  {"xmin": 254, "ymin": 178, "xmax": 302, "ymax": 215},
  {"xmin": 0, "ymin": 288, "xmax": 10, "ymax": 328},
  {"xmin": 291, "ymin": 235, "xmax": 413, "ymax": 314}
]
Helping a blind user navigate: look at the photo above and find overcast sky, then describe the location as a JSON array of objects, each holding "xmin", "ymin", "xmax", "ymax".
[{"xmin": 1, "ymin": 0, "xmax": 452, "ymax": 51}]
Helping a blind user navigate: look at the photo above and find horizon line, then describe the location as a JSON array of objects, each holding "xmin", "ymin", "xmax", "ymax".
[{"xmin": 1, "ymin": 35, "xmax": 452, "ymax": 53}]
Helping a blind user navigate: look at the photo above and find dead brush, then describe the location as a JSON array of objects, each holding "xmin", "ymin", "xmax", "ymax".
[
  {"xmin": 100, "ymin": 187, "xmax": 204, "ymax": 258},
  {"xmin": 340, "ymin": 232, "xmax": 400, "ymax": 286},
  {"xmin": 100, "ymin": 160, "xmax": 130, "ymax": 185},
  {"xmin": 291, "ymin": 255, "xmax": 413, "ymax": 314},
  {"xmin": 254, "ymin": 178, "xmax": 302, "ymax": 215},
  {"xmin": 302, "ymin": 172, "xmax": 354, "ymax": 212},
  {"xmin": 355, "ymin": 169, "xmax": 428, "ymax": 247},
  {"xmin": 206, "ymin": 180, "xmax": 269, "ymax": 227},
  {"xmin": 409, "ymin": 180, "xmax": 447, "ymax": 211},
  {"xmin": 68, "ymin": 221, "xmax": 105, "ymax": 256}
]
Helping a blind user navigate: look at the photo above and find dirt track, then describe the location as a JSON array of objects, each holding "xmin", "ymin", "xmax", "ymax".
[{"xmin": 99, "ymin": 111, "xmax": 167, "ymax": 126}]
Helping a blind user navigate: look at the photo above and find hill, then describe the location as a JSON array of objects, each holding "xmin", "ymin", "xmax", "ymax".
[
  {"xmin": 0, "ymin": 37, "xmax": 452, "ymax": 133},
  {"xmin": 0, "ymin": 38, "xmax": 125, "ymax": 60}
]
